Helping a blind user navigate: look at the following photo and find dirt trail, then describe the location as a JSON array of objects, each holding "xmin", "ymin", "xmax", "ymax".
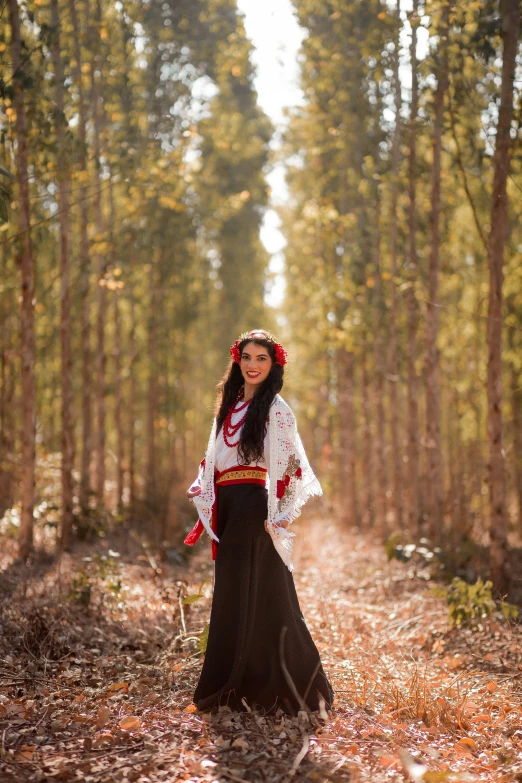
[{"xmin": 0, "ymin": 517, "xmax": 521, "ymax": 782}]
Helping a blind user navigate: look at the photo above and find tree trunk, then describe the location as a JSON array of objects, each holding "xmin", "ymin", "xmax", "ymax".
[
  {"xmin": 405, "ymin": 0, "xmax": 420, "ymax": 537},
  {"xmin": 509, "ymin": 338, "xmax": 522, "ymax": 536},
  {"xmin": 92, "ymin": 0, "xmax": 107, "ymax": 509},
  {"xmin": 50, "ymin": 0, "xmax": 75, "ymax": 551},
  {"xmin": 71, "ymin": 0, "xmax": 93, "ymax": 516},
  {"xmin": 8, "ymin": 0, "xmax": 36, "ymax": 560},
  {"xmin": 388, "ymin": 0, "xmax": 403, "ymax": 531},
  {"xmin": 487, "ymin": 0, "xmax": 519, "ymax": 594},
  {"xmin": 338, "ymin": 346, "xmax": 358, "ymax": 527},
  {"xmin": 361, "ymin": 328, "xmax": 374, "ymax": 530},
  {"xmin": 425, "ymin": 0, "xmax": 451, "ymax": 545},
  {"xmin": 146, "ymin": 262, "xmax": 158, "ymax": 504},
  {"xmin": 163, "ymin": 434, "xmax": 179, "ymax": 548},
  {"xmin": 111, "ymin": 176, "xmax": 124, "ymax": 512},
  {"xmin": 0, "ymin": 300, "xmax": 16, "ymax": 517},
  {"xmin": 128, "ymin": 288, "xmax": 137, "ymax": 509},
  {"xmin": 373, "ymin": 200, "xmax": 388, "ymax": 538},
  {"xmin": 113, "ymin": 287, "xmax": 124, "ymax": 511}
]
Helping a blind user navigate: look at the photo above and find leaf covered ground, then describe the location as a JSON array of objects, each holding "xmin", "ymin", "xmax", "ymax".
[{"xmin": 1, "ymin": 517, "xmax": 521, "ymax": 783}]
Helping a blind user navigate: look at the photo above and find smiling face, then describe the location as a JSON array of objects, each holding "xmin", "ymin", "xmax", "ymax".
[{"xmin": 239, "ymin": 341, "xmax": 273, "ymax": 391}]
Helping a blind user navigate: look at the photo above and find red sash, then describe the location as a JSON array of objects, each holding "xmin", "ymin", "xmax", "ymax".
[{"xmin": 184, "ymin": 466, "xmax": 268, "ymax": 560}]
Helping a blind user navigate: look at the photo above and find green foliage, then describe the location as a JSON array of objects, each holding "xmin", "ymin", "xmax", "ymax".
[
  {"xmin": 0, "ymin": 177, "xmax": 12, "ymax": 224},
  {"xmin": 69, "ymin": 569, "xmax": 92, "ymax": 608},
  {"xmin": 199, "ymin": 622, "xmax": 209, "ymax": 654},
  {"xmin": 182, "ymin": 577, "xmax": 213, "ymax": 605},
  {"xmin": 279, "ymin": 0, "xmax": 522, "ymax": 597},
  {"xmin": 181, "ymin": 579, "xmax": 212, "ymax": 654},
  {"xmin": 385, "ymin": 533, "xmax": 477, "ymax": 580},
  {"xmin": 431, "ymin": 577, "xmax": 511, "ymax": 628},
  {"xmin": 500, "ymin": 600, "xmax": 519, "ymax": 621},
  {"xmin": 388, "ymin": 535, "xmax": 520, "ymax": 628},
  {"xmin": 75, "ymin": 503, "xmax": 112, "ymax": 542},
  {"xmin": 68, "ymin": 551, "xmax": 123, "ymax": 609},
  {"xmin": 385, "ymin": 534, "xmax": 444, "ymax": 570},
  {"xmin": 2, "ymin": 0, "xmax": 522, "ymax": 606},
  {"xmin": 0, "ymin": 507, "xmax": 21, "ymax": 539},
  {"xmin": 0, "ymin": 0, "xmax": 273, "ymax": 532}
]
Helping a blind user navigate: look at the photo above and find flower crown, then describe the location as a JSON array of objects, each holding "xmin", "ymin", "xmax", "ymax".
[{"xmin": 229, "ymin": 330, "xmax": 288, "ymax": 367}]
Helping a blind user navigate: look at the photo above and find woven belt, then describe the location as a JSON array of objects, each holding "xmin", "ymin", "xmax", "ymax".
[{"xmin": 216, "ymin": 466, "xmax": 267, "ymax": 486}]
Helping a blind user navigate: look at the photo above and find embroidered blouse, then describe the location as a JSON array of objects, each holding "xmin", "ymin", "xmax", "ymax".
[{"xmin": 188, "ymin": 394, "xmax": 322, "ymax": 572}]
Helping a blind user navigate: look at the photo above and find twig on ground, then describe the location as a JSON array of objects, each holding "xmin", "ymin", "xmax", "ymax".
[{"xmin": 279, "ymin": 626, "xmax": 308, "ymax": 714}]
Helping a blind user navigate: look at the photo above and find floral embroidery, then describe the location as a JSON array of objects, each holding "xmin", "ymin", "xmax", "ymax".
[{"xmin": 276, "ymin": 453, "xmax": 302, "ymax": 510}]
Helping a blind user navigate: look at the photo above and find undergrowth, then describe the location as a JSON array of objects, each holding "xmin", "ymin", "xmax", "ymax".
[{"xmin": 385, "ymin": 533, "xmax": 519, "ymax": 628}]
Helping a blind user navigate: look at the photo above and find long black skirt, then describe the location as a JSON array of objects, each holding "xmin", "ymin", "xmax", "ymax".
[{"xmin": 193, "ymin": 482, "xmax": 334, "ymax": 715}]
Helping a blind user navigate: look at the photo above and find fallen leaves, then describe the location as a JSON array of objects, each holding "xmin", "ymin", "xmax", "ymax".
[
  {"xmin": 230, "ymin": 736, "xmax": 249, "ymax": 751},
  {"xmin": 107, "ymin": 681, "xmax": 129, "ymax": 693},
  {"xmin": 95, "ymin": 706, "xmax": 111, "ymax": 728},
  {"xmin": 119, "ymin": 715, "xmax": 141, "ymax": 731},
  {"xmin": 1, "ymin": 521, "xmax": 521, "ymax": 783},
  {"xmin": 457, "ymin": 737, "xmax": 477, "ymax": 751}
]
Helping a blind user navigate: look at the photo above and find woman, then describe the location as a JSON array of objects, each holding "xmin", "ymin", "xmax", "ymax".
[{"xmin": 185, "ymin": 329, "xmax": 334, "ymax": 715}]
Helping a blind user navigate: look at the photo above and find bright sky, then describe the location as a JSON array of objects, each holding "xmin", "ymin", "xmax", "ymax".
[
  {"xmin": 236, "ymin": 0, "xmax": 428, "ymax": 311},
  {"xmin": 236, "ymin": 0, "xmax": 304, "ymax": 310}
]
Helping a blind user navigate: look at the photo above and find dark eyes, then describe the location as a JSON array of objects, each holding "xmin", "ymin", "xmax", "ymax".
[{"xmin": 242, "ymin": 355, "xmax": 267, "ymax": 360}]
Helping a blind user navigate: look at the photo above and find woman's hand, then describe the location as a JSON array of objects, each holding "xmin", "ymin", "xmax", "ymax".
[{"xmin": 186, "ymin": 481, "xmax": 202, "ymax": 499}]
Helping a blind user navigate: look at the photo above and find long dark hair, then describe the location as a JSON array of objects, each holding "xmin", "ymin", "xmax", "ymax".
[{"xmin": 215, "ymin": 329, "xmax": 284, "ymax": 465}]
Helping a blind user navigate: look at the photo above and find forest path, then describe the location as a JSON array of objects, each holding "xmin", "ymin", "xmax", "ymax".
[{"xmin": 0, "ymin": 517, "xmax": 521, "ymax": 782}]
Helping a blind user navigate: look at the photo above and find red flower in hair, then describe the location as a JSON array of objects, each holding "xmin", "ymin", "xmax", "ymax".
[
  {"xmin": 229, "ymin": 332, "xmax": 288, "ymax": 366},
  {"xmin": 230, "ymin": 340, "xmax": 241, "ymax": 364},
  {"xmin": 274, "ymin": 343, "xmax": 288, "ymax": 367}
]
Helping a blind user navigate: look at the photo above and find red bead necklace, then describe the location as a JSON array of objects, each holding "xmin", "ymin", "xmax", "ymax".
[{"xmin": 223, "ymin": 390, "xmax": 251, "ymax": 448}]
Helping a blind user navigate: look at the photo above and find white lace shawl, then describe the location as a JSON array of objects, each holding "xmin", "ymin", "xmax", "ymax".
[{"xmin": 191, "ymin": 394, "xmax": 323, "ymax": 572}]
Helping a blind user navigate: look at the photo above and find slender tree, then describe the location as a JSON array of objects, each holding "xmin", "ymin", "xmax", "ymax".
[
  {"xmin": 361, "ymin": 327, "xmax": 374, "ymax": 529},
  {"xmin": 146, "ymin": 258, "xmax": 158, "ymax": 505},
  {"xmin": 50, "ymin": 0, "xmax": 75, "ymax": 550},
  {"xmin": 425, "ymin": 0, "xmax": 452, "ymax": 544},
  {"xmin": 487, "ymin": 0, "xmax": 520, "ymax": 593},
  {"xmin": 70, "ymin": 0, "xmax": 93, "ymax": 516},
  {"xmin": 128, "ymin": 286, "xmax": 138, "ymax": 510},
  {"xmin": 405, "ymin": 0, "xmax": 420, "ymax": 536},
  {"xmin": 338, "ymin": 347, "xmax": 358, "ymax": 526},
  {"xmin": 373, "ymin": 195, "xmax": 388, "ymax": 537},
  {"xmin": 388, "ymin": 0, "xmax": 403, "ymax": 531},
  {"xmin": 110, "ymin": 217, "xmax": 125, "ymax": 514},
  {"xmin": 8, "ymin": 0, "xmax": 36, "ymax": 560},
  {"xmin": 92, "ymin": 0, "xmax": 107, "ymax": 509}
]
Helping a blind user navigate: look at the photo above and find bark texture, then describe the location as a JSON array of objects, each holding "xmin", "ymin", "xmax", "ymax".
[
  {"xmin": 425, "ymin": 0, "xmax": 452, "ymax": 545},
  {"xmin": 486, "ymin": 0, "xmax": 519, "ymax": 594},
  {"xmin": 51, "ymin": 0, "xmax": 75, "ymax": 550},
  {"xmin": 8, "ymin": 0, "xmax": 36, "ymax": 560}
]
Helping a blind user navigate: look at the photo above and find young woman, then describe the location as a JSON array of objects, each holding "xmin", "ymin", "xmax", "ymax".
[{"xmin": 185, "ymin": 329, "xmax": 334, "ymax": 715}]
